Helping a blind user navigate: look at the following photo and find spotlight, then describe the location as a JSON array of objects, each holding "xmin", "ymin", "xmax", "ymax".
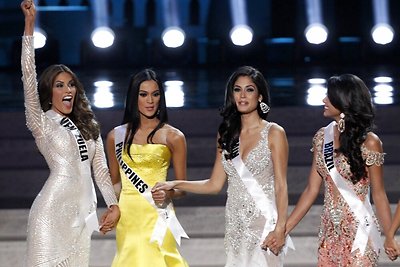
[
  {"xmin": 371, "ymin": 23, "xmax": 394, "ymax": 45},
  {"xmin": 91, "ymin": 27, "xmax": 115, "ymax": 48},
  {"xmin": 305, "ymin": 23, "xmax": 328, "ymax": 45},
  {"xmin": 164, "ymin": 80, "xmax": 184, "ymax": 107},
  {"xmin": 33, "ymin": 27, "xmax": 47, "ymax": 49},
  {"xmin": 93, "ymin": 80, "xmax": 114, "ymax": 108},
  {"xmin": 162, "ymin": 27, "xmax": 185, "ymax": 48},
  {"xmin": 230, "ymin": 24, "xmax": 253, "ymax": 46}
]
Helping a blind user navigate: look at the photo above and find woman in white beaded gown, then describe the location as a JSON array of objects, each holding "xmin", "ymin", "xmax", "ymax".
[
  {"xmin": 153, "ymin": 66, "xmax": 293, "ymax": 266},
  {"xmin": 20, "ymin": 1, "xmax": 120, "ymax": 266}
]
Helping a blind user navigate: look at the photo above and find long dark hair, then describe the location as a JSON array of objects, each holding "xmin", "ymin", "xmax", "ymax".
[
  {"xmin": 218, "ymin": 66, "xmax": 271, "ymax": 159},
  {"xmin": 122, "ymin": 69, "xmax": 168, "ymax": 158},
  {"xmin": 38, "ymin": 64, "xmax": 100, "ymax": 140},
  {"xmin": 327, "ymin": 74, "xmax": 375, "ymax": 184}
]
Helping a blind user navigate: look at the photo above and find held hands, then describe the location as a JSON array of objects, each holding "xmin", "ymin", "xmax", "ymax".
[
  {"xmin": 384, "ymin": 237, "xmax": 399, "ymax": 261},
  {"xmin": 99, "ymin": 205, "xmax": 120, "ymax": 235},
  {"xmin": 261, "ymin": 229, "xmax": 286, "ymax": 256},
  {"xmin": 151, "ymin": 182, "xmax": 175, "ymax": 208}
]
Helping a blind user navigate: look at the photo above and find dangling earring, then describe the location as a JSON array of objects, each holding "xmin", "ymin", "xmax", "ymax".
[
  {"xmin": 156, "ymin": 109, "xmax": 160, "ymax": 116},
  {"xmin": 259, "ymin": 101, "xmax": 270, "ymax": 114},
  {"xmin": 338, "ymin": 113, "xmax": 345, "ymax": 133},
  {"xmin": 49, "ymin": 101, "xmax": 52, "ymax": 106}
]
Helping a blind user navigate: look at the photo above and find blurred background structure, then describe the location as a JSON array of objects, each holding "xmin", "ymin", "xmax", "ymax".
[{"xmin": 0, "ymin": 0, "xmax": 399, "ymax": 266}]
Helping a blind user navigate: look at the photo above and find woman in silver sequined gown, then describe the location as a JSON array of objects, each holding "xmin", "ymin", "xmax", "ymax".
[
  {"xmin": 20, "ymin": 1, "xmax": 119, "ymax": 266},
  {"xmin": 153, "ymin": 66, "xmax": 291, "ymax": 266}
]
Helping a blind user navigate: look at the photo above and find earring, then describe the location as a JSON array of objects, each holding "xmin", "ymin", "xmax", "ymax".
[
  {"xmin": 49, "ymin": 101, "xmax": 52, "ymax": 105},
  {"xmin": 338, "ymin": 113, "xmax": 345, "ymax": 133},
  {"xmin": 259, "ymin": 101, "xmax": 270, "ymax": 114}
]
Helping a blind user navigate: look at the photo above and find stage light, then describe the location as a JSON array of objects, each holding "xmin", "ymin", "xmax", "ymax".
[
  {"xmin": 91, "ymin": 0, "xmax": 114, "ymax": 48},
  {"xmin": 304, "ymin": 0, "xmax": 328, "ymax": 45},
  {"xmin": 307, "ymin": 78, "xmax": 326, "ymax": 84},
  {"xmin": 33, "ymin": 27, "xmax": 47, "ymax": 49},
  {"xmin": 93, "ymin": 80, "xmax": 114, "ymax": 108},
  {"xmin": 371, "ymin": 0, "xmax": 394, "ymax": 45},
  {"xmin": 373, "ymin": 76, "xmax": 393, "ymax": 83},
  {"xmin": 229, "ymin": 0, "xmax": 253, "ymax": 46},
  {"xmin": 305, "ymin": 23, "xmax": 328, "ymax": 45},
  {"xmin": 91, "ymin": 26, "xmax": 115, "ymax": 48},
  {"xmin": 230, "ymin": 25, "xmax": 253, "ymax": 46},
  {"xmin": 162, "ymin": 27, "xmax": 185, "ymax": 48},
  {"xmin": 306, "ymin": 77, "xmax": 327, "ymax": 106},
  {"xmin": 371, "ymin": 24, "xmax": 394, "ymax": 45},
  {"xmin": 164, "ymin": 80, "xmax": 184, "ymax": 107},
  {"xmin": 373, "ymin": 77, "xmax": 394, "ymax": 105}
]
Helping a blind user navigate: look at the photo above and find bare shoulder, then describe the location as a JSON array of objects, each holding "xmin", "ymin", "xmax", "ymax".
[
  {"xmin": 364, "ymin": 132, "xmax": 383, "ymax": 152},
  {"xmin": 163, "ymin": 124, "xmax": 186, "ymax": 144},
  {"xmin": 106, "ymin": 128, "xmax": 115, "ymax": 141},
  {"xmin": 268, "ymin": 122, "xmax": 287, "ymax": 137}
]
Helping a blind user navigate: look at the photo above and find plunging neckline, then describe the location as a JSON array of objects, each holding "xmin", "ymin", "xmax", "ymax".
[{"xmin": 238, "ymin": 122, "xmax": 269, "ymax": 163}]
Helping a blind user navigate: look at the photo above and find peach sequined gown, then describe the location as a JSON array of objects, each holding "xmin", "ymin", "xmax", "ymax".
[{"xmin": 313, "ymin": 128, "xmax": 384, "ymax": 266}]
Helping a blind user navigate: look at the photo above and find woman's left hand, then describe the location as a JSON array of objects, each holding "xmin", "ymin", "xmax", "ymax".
[{"xmin": 100, "ymin": 205, "xmax": 120, "ymax": 234}]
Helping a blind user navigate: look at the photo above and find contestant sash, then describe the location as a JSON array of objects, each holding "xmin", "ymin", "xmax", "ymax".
[
  {"xmin": 231, "ymin": 144, "xmax": 294, "ymax": 255},
  {"xmin": 114, "ymin": 124, "xmax": 189, "ymax": 246},
  {"xmin": 60, "ymin": 116, "xmax": 99, "ymax": 233},
  {"xmin": 323, "ymin": 121, "xmax": 382, "ymax": 255}
]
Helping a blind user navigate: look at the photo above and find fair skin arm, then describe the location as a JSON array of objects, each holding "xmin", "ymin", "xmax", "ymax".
[
  {"xmin": 285, "ymin": 149, "xmax": 323, "ymax": 235},
  {"xmin": 261, "ymin": 124, "xmax": 289, "ymax": 254},
  {"xmin": 21, "ymin": 0, "xmax": 35, "ymax": 36},
  {"xmin": 152, "ymin": 136, "xmax": 227, "ymax": 195}
]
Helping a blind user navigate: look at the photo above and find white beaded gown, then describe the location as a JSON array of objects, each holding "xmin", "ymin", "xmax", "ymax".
[
  {"xmin": 21, "ymin": 35, "xmax": 118, "ymax": 267},
  {"xmin": 221, "ymin": 122, "xmax": 284, "ymax": 267}
]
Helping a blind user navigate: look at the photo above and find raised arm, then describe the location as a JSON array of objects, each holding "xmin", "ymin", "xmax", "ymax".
[
  {"xmin": 21, "ymin": 0, "xmax": 48, "ymax": 138},
  {"xmin": 21, "ymin": 0, "xmax": 35, "ymax": 36}
]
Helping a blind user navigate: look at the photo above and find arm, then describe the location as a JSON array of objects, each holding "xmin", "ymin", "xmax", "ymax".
[
  {"xmin": 385, "ymin": 201, "xmax": 400, "ymax": 260},
  {"xmin": 105, "ymin": 129, "xmax": 122, "ymax": 196},
  {"xmin": 152, "ymin": 136, "xmax": 227, "ymax": 195},
  {"xmin": 92, "ymin": 134, "xmax": 119, "ymax": 207},
  {"xmin": 166, "ymin": 127, "xmax": 187, "ymax": 199},
  {"xmin": 21, "ymin": 0, "xmax": 35, "ymax": 36},
  {"xmin": 285, "ymin": 149, "xmax": 322, "ymax": 235},
  {"xmin": 366, "ymin": 134, "xmax": 392, "ymax": 236},
  {"xmin": 21, "ymin": 1, "xmax": 47, "ymax": 138},
  {"xmin": 262, "ymin": 124, "xmax": 289, "ymax": 253}
]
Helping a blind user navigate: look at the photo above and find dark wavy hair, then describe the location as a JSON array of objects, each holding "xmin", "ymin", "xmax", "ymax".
[
  {"xmin": 122, "ymin": 69, "xmax": 168, "ymax": 158},
  {"xmin": 218, "ymin": 66, "xmax": 271, "ymax": 159},
  {"xmin": 38, "ymin": 64, "xmax": 100, "ymax": 140},
  {"xmin": 327, "ymin": 74, "xmax": 375, "ymax": 184}
]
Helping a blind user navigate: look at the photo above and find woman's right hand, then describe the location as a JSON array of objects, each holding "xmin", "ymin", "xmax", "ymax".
[
  {"xmin": 21, "ymin": 0, "xmax": 36, "ymax": 18},
  {"xmin": 21, "ymin": 0, "xmax": 36, "ymax": 35}
]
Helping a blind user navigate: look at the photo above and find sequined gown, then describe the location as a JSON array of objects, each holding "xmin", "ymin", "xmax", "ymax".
[
  {"xmin": 21, "ymin": 36, "xmax": 118, "ymax": 267},
  {"xmin": 111, "ymin": 143, "xmax": 188, "ymax": 267},
  {"xmin": 313, "ymin": 128, "xmax": 385, "ymax": 266},
  {"xmin": 221, "ymin": 122, "xmax": 284, "ymax": 267}
]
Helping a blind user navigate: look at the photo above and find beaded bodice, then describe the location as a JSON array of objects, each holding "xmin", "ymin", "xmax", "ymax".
[
  {"xmin": 221, "ymin": 122, "xmax": 275, "ymax": 258},
  {"xmin": 312, "ymin": 127, "xmax": 385, "ymax": 266}
]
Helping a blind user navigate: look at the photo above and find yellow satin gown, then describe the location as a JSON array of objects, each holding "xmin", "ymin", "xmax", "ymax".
[{"xmin": 112, "ymin": 143, "xmax": 188, "ymax": 267}]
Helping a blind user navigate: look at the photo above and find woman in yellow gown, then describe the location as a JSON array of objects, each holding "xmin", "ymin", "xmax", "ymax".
[{"xmin": 106, "ymin": 69, "xmax": 189, "ymax": 267}]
